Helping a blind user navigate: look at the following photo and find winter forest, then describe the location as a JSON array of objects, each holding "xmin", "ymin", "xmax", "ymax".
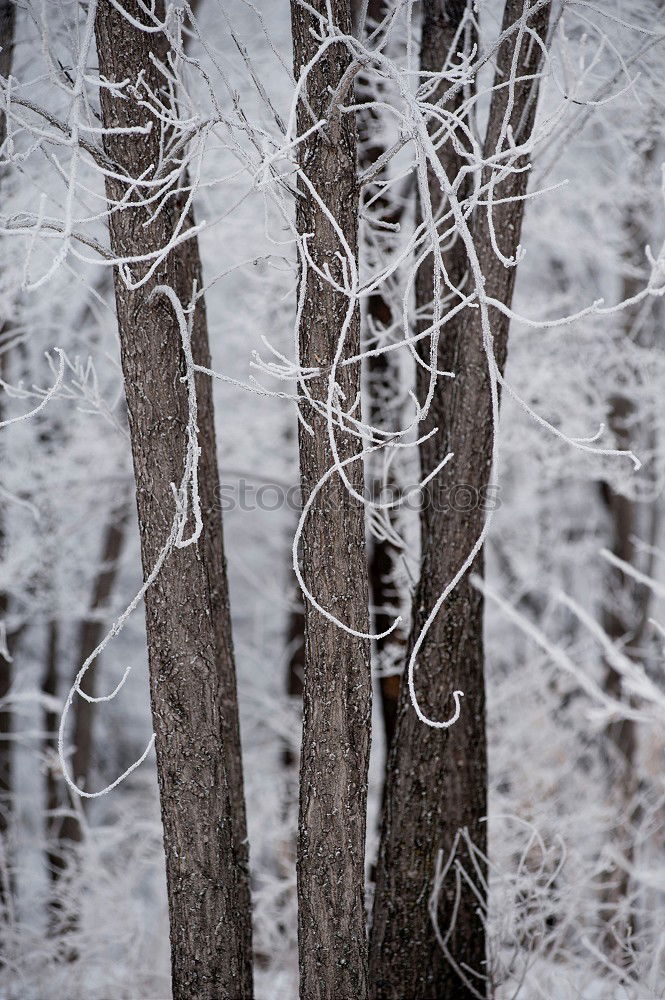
[{"xmin": 1, "ymin": 0, "xmax": 665, "ymax": 998}]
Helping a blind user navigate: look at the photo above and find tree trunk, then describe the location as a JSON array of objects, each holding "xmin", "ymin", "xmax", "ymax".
[
  {"xmin": 93, "ymin": 4, "xmax": 252, "ymax": 996},
  {"xmin": 283, "ymin": 591, "xmax": 304, "ymax": 770},
  {"xmin": 370, "ymin": 4, "xmax": 551, "ymax": 997},
  {"xmin": 356, "ymin": 0, "xmax": 409, "ymax": 763},
  {"xmin": 290, "ymin": 3, "xmax": 372, "ymax": 998},
  {"xmin": 0, "ymin": 0, "xmax": 17, "ymax": 886},
  {"xmin": 43, "ymin": 621, "xmax": 62, "ymax": 881},
  {"xmin": 598, "ymin": 187, "xmax": 659, "ymax": 954},
  {"xmin": 59, "ymin": 509, "xmax": 127, "ymax": 843},
  {"xmin": 598, "ymin": 461, "xmax": 639, "ymax": 951}
]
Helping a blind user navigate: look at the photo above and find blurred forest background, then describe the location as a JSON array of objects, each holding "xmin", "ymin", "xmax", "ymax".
[{"xmin": 1, "ymin": 1, "xmax": 665, "ymax": 997}]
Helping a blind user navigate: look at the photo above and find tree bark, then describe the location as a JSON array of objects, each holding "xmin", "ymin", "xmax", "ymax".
[
  {"xmin": 290, "ymin": 3, "xmax": 372, "ymax": 998},
  {"xmin": 93, "ymin": 4, "xmax": 252, "ymax": 996},
  {"xmin": 370, "ymin": 4, "xmax": 551, "ymax": 997}
]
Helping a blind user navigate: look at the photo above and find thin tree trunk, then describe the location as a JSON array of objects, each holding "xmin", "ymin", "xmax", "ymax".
[
  {"xmin": 279, "ymin": 585, "xmax": 303, "ymax": 885},
  {"xmin": 598, "ymin": 459, "xmax": 638, "ymax": 950},
  {"xmin": 357, "ymin": 0, "xmax": 408, "ymax": 761},
  {"xmin": 370, "ymin": 4, "xmax": 551, "ymax": 997},
  {"xmin": 283, "ymin": 594, "xmax": 304, "ymax": 768},
  {"xmin": 290, "ymin": 3, "xmax": 372, "ymax": 997},
  {"xmin": 43, "ymin": 621, "xmax": 62, "ymax": 881},
  {"xmin": 44, "ymin": 513, "xmax": 127, "ymax": 959},
  {"xmin": 59, "ymin": 509, "xmax": 127, "ymax": 843},
  {"xmin": 0, "ymin": 0, "xmax": 17, "ymax": 886},
  {"xmin": 93, "ymin": 4, "xmax": 252, "ymax": 996},
  {"xmin": 598, "ymin": 191, "xmax": 659, "ymax": 953},
  {"xmin": 44, "ymin": 619, "xmax": 78, "ymax": 953}
]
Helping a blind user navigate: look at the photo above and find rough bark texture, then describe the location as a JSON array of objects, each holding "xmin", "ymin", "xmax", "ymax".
[
  {"xmin": 94, "ymin": 4, "xmax": 252, "ymax": 996},
  {"xmin": 0, "ymin": 0, "xmax": 16, "ymax": 866},
  {"xmin": 370, "ymin": 4, "xmax": 551, "ymax": 998},
  {"xmin": 290, "ymin": 3, "xmax": 372, "ymax": 998}
]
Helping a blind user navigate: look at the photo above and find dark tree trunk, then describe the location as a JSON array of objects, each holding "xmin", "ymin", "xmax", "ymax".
[
  {"xmin": 43, "ymin": 618, "xmax": 80, "ymax": 956},
  {"xmin": 93, "ymin": 4, "xmax": 252, "ymax": 997},
  {"xmin": 283, "ymin": 593, "xmax": 304, "ymax": 770},
  {"xmin": 598, "ymin": 190, "xmax": 659, "ymax": 953},
  {"xmin": 356, "ymin": 0, "xmax": 408, "ymax": 763},
  {"xmin": 598, "ymin": 457, "xmax": 639, "ymax": 948},
  {"xmin": 0, "ymin": 0, "xmax": 17, "ymax": 884},
  {"xmin": 43, "ymin": 621, "xmax": 62, "ymax": 881},
  {"xmin": 0, "ymin": 0, "xmax": 14, "ymax": 171},
  {"xmin": 281, "ymin": 581, "xmax": 303, "ymax": 860},
  {"xmin": 370, "ymin": 4, "xmax": 551, "ymax": 998},
  {"xmin": 59, "ymin": 509, "xmax": 127, "ymax": 843},
  {"xmin": 290, "ymin": 3, "xmax": 372, "ymax": 998}
]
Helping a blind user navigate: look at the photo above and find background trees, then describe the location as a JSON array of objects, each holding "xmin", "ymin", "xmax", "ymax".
[
  {"xmin": 0, "ymin": 2, "xmax": 665, "ymax": 999},
  {"xmin": 0, "ymin": 0, "xmax": 16, "ymax": 889}
]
